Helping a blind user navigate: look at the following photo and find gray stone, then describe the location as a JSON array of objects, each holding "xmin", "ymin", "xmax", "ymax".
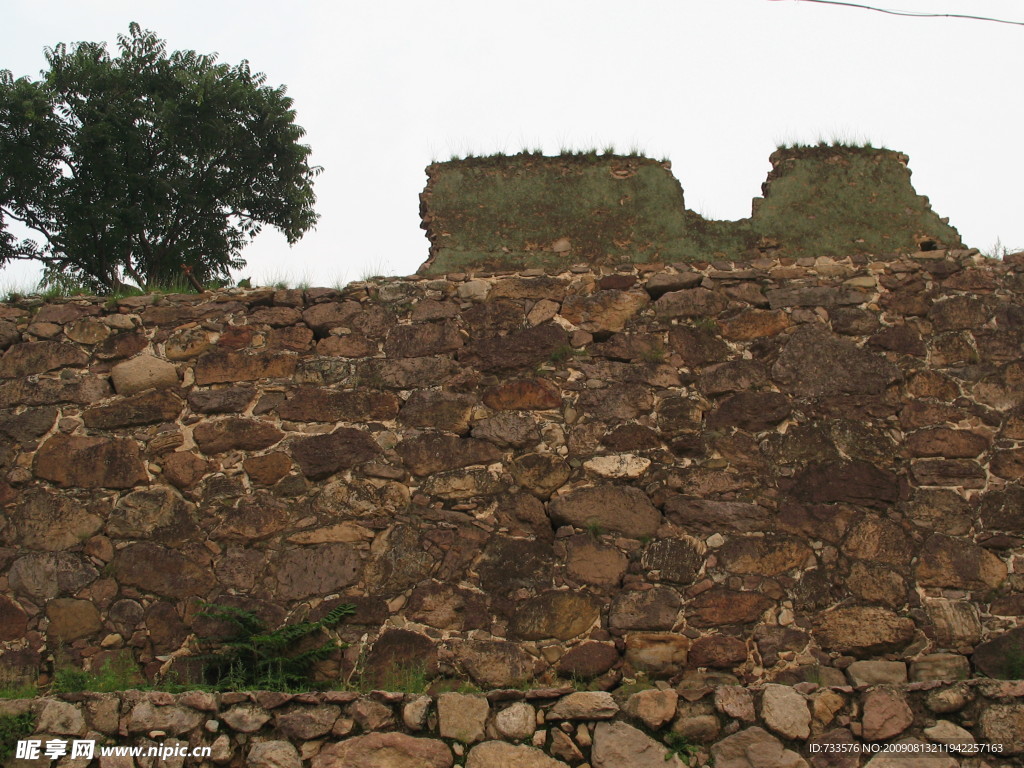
[
  {"xmin": 127, "ymin": 700, "xmax": 204, "ymax": 735},
  {"xmin": 845, "ymin": 661, "xmax": 908, "ymax": 686},
  {"xmin": 403, "ymin": 695, "xmax": 431, "ymax": 731},
  {"xmin": 862, "ymin": 746, "xmax": 957, "ymax": 768},
  {"xmin": 219, "ymin": 704, "xmax": 272, "ymax": 733},
  {"xmin": 711, "ymin": 726, "xmax": 808, "ymax": 768},
  {"xmin": 546, "ymin": 691, "xmax": 619, "ymax": 721},
  {"xmin": 910, "ymin": 654, "xmax": 970, "ymax": 682},
  {"xmin": 466, "ymin": 741, "xmax": 567, "ymax": 768},
  {"xmin": 979, "ymin": 702, "xmax": 1024, "ymax": 754},
  {"xmin": 247, "ymin": 741, "xmax": 302, "ymax": 768},
  {"xmin": 548, "ymin": 485, "xmax": 661, "ymax": 538},
  {"xmin": 715, "ymin": 685, "xmax": 755, "ymax": 722},
  {"xmin": 592, "ymin": 721, "xmax": 687, "ymax": 768},
  {"xmin": 36, "ymin": 699, "xmax": 87, "ymax": 736},
  {"xmin": 312, "ymin": 732, "xmax": 453, "ymax": 768},
  {"xmin": 923, "ymin": 720, "xmax": 974, "ymax": 745},
  {"xmin": 761, "ymin": 684, "xmax": 810, "ymax": 740},
  {"xmin": 861, "ymin": 689, "xmax": 913, "ymax": 741},
  {"xmin": 772, "ymin": 324, "xmax": 900, "ymax": 397},
  {"xmin": 273, "ymin": 704, "xmax": 341, "ymax": 740},
  {"xmin": 624, "ymin": 688, "xmax": 678, "ymax": 729},
  {"xmin": 111, "ymin": 354, "xmax": 179, "ymax": 395},
  {"xmin": 438, "ymin": 693, "xmax": 489, "ymax": 744},
  {"xmin": 494, "ymin": 701, "xmax": 535, "ymax": 740}
]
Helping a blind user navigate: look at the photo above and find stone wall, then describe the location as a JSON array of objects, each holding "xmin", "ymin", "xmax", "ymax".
[
  {"xmin": 4, "ymin": 678, "xmax": 1024, "ymax": 767},
  {"xmin": 3, "ymin": 248, "xmax": 1024, "ymax": 762}
]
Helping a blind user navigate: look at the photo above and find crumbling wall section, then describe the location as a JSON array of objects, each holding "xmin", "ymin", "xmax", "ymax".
[{"xmin": 418, "ymin": 147, "xmax": 964, "ymax": 275}]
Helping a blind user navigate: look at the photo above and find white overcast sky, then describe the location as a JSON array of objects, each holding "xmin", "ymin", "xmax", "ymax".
[{"xmin": 3, "ymin": 0, "xmax": 1022, "ymax": 289}]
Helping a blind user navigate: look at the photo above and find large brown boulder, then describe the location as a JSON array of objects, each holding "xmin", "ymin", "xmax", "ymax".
[
  {"xmin": 609, "ymin": 587, "xmax": 682, "ymax": 631},
  {"xmin": 194, "ymin": 350, "xmax": 296, "ymax": 384},
  {"xmin": 312, "ymin": 733, "xmax": 453, "ymax": 768},
  {"xmin": 549, "ymin": 485, "xmax": 660, "ymax": 538},
  {"xmin": 915, "ymin": 534, "xmax": 1007, "ymax": 591},
  {"xmin": 34, "ymin": 434, "xmax": 147, "ymax": 489},
  {"xmin": 278, "ymin": 388, "xmax": 399, "ymax": 422},
  {"xmin": 7, "ymin": 488, "xmax": 102, "ymax": 551},
  {"xmin": 640, "ymin": 538, "xmax": 704, "ymax": 585},
  {"xmin": 0, "ymin": 595, "xmax": 28, "ymax": 641},
  {"xmin": 0, "ymin": 341, "xmax": 87, "ymax": 378},
  {"xmin": 460, "ymin": 323, "xmax": 569, "ymax": 372},
  {"xmin": 397, "ymin": 433, "xmax": 501, "ymax": 476},
  {"xmin": 110, "ymin": 354, "xmax": 179, "ymax": 395},
  {"xmin": 790, "ymin": 460, "xmax": 899, "ymax": 509},
  {"xmin": 112, "ymin": 542, "xmax": 215, "ymax": 599},
  {"xmin": 193, "ymin": 418, "xmax": 284, "ymax": 454},
  {"xmin": 398, "ymin": 390, "xmax": 476, "ymax": 433},
  {"xmin": 688, "ymin": 589, "xmax": 773, "ymax": 627},
  {"xmin": 455, "ymin": 639, "xmax": 543, "ymax": 688},
  {"xmin": 812, "ymin": 606, "xmax": 915, "ymax": 656},
  {"xmin": 772, "ymin": 324, "xmax": 900, "ymax": 396},
  {"xmin": 271, "ymin": 544, "xmax": 362, "ymax": 600},
  {"xmin": 717, "ymin": 535, "xmax": 813, "ymax": 576},
  {"xmin": 83, "ymin": 390, "xmax": 183, "ymax": 429},
  {"xmin": 509, "ymin": 591, "xmax": 601, "ymax": 640},
  {"xmin": 106, "ymin": 486, "xmax": 198, "ymax": 545},
  {"xmin": 972, "ymin": 627, "xmax": 1024, "ymax": 679},
  {"xmin": 46, "ymin": 598, "xmax": 101, "ymax": 642},
  {"xmin": 561, "ymin": 289, "xmax": 649, "ymax": 333},
  {"xmin": 483, "ymin": 378, "xmax": 562, "ymax": 410},
  {"xmin": 290, "ymin": 428, "xmax": 381, "ymax": 479},
  {"xmin": 385, "ymin": 320, "xmax": 463, "ymax": 358}
]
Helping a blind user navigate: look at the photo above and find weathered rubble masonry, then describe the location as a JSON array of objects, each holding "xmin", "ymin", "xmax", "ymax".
[{"xmin": 3, "ymin": 149, "xmax": 1024, "ymax": 765}]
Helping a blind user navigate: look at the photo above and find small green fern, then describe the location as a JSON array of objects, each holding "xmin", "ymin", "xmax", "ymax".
[
  {"xmin": 663, "ymin": 732, "xmax": 698, "ymax": 765},
  {"xmin": 195, "ymin": 603, "xmax": 355, "ymax": 691},
  {"xmin": 0, "ymin": 712, "xmax": 36, "ymax": 763}
]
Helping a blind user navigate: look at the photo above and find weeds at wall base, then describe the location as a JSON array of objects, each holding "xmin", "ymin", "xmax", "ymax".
[{"xmin": 0, "ymin": 712, "xmax": 36, "ymax": 763}]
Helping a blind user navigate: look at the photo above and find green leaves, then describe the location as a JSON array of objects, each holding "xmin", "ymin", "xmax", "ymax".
[{"xmin": 0, "ymin": 23, "xmax": 321, "ymax": 293}]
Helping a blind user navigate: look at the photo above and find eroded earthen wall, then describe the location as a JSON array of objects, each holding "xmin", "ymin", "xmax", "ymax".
[{"xmin": 418, "ymin": 147, "xmax": 964, "ymax": 274}]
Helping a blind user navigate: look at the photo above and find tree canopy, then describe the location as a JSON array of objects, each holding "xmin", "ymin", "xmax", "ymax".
[{"xmin": 0, "ymin": 23, "xmax": 321, "ymax": 293}]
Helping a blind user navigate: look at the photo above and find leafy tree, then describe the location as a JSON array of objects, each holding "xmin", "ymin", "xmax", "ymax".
[{"xmin": 0, "ymin": 23, "xmax": 321, "ymax": 293}]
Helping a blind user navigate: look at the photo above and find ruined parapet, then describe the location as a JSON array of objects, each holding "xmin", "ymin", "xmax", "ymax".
[
  {"xmin": 751, "ymin": 145, "xmax": 963, "ymax": 258},
  {"xmin": 418, "ymin": 153, "xmax": 694, "ymax": 275},
  {"xmin": 418, "ymin": 146, "xmax": 963, "ymax": 275}
]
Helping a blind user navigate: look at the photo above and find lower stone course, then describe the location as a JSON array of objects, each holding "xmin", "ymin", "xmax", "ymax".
[{"xmin": 3, "ymin": 679, "xmax": 1024, "ymax": 767}]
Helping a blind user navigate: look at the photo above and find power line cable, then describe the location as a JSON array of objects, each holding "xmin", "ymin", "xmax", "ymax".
[{"xmin": 768, "ymin": 0, "xmax": 1024, "ymax": 26}]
